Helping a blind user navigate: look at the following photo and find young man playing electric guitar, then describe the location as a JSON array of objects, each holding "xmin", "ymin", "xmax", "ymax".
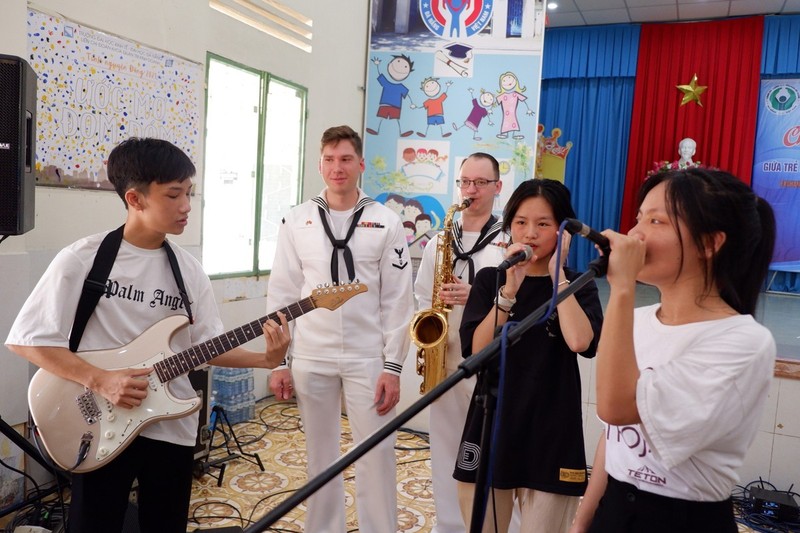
[{"xmin": 6, "ymin": 138, "xmax": 291, "ymax": 533}]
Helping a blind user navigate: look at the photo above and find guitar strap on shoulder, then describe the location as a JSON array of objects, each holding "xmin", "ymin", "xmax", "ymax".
[
  {"xmin": 162, "ymin": 239, "xmax": 194, "ymax": 325},
  {"xmin": 69, "ymin": 225, "xmax": 125, "ymax": 353},
  {"xmin": 69, "ymin": 226, "xmax": 194, "ymax": 352}
]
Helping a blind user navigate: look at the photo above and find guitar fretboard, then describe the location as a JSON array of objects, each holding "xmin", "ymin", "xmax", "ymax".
[{"xmin": 153, "ymin": 297, "xmax": 316, "ymax": 382}]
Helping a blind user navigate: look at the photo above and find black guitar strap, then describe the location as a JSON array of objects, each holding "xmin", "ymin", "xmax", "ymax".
[
  {"xmin": 162, "ymin": 238, "xmax": 194, "ymax": 326},
  {"xmin": 69, "ymin": 225, "xmax": 124, "ymax": 353},
  {"xmin": 69, "ymin": 225, "xmax": 193, "ymax": 352}
]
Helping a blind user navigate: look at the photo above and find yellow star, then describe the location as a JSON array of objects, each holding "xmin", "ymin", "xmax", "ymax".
[{"xmin": 677, "ymin": 73, "xmax": 707, "ymax": 107}]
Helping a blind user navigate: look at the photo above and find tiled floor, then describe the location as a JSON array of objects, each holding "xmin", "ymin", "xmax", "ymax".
[
  {"xmin": 188, "ymin": 398, "xmax": 435, "ymax": 531},
  {"xmin": 188, "ymin": 398, "xmax": 767, "ymax": 532}
]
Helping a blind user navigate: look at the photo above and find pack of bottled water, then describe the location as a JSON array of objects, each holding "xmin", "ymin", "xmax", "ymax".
[{"xmin": 210, "ymin": 367, "xmax": 256, "ymax": 425}]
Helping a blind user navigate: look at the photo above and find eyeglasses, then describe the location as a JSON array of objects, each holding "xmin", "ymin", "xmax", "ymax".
[{"xmin": 456, "ymin": 179, "xmax": 498, "ymax": 189}]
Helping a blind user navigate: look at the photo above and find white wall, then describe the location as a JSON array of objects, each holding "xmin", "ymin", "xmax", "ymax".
[
  {"xmin": 0, "ymin": 0, "xmax": 370, "ymax": 424},
  {"xmin": 578, "ymin": 358, "xmax": 800, "ymax": 493}
]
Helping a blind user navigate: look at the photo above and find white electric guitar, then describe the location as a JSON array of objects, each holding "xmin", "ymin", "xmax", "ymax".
[{"xmin": 28, "ymin": 282, "xmax": 367, "ymax": 473}]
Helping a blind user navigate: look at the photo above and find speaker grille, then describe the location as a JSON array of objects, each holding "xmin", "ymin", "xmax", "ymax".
[
  {"xmin": 0, "ymin": 58, "xmax": 23, "ymax": 232},
  {"xmin": 0, "ymin": 55, "xmax": 36, "ymax": 235}
]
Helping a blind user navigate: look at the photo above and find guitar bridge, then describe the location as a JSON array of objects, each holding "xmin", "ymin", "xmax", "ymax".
[{"xmin": 76, "ymin": 390, "xmax": 102, "ymax": 424}]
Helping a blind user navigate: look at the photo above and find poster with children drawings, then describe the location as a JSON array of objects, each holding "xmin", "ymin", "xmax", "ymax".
[
  {"xmin": 364, "ymin": 0, "xmax": 545, "ymax": 259},
  {"xmin": 27, "ymin": 8, "xmax": 202, "ymax": 190}
]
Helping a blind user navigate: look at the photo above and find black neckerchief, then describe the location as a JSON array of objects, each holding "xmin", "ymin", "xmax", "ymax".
[
  {"xmin": 315, "ymin": 195, "xmax": 374, "ymax": 284},
  {"xmin": 452, "ymin": 215, "xmax": 502, "ymax": 283}
]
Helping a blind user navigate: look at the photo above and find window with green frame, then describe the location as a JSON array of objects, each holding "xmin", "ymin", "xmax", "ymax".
[{"xmin": 202, "ymin": 53, "xmax": 306, "ymax": 277}]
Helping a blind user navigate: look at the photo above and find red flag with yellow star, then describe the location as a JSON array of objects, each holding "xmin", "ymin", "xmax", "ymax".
[{"xmin": 618, "ymin": 17, "xmax": 763, "ymax": 232}]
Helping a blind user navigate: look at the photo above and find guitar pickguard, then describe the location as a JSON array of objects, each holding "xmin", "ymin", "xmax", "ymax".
[{"xmin": 87, "ymin": 368, "xmax": 199, "ymax": 463}]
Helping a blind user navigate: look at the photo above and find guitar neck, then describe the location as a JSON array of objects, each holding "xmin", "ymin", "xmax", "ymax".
[{"xmin": 153, "ymin": 297, "xmax": 314, "ymax": 382}]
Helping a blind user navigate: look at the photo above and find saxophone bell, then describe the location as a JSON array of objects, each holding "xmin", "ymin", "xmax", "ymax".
[
  {"xmin": 410, "ymin": 199, "xmax": 471, "ymax": 394},
  {"xmin": 411, "ymin": 310, "xmax": 449, "ymax": 394}
]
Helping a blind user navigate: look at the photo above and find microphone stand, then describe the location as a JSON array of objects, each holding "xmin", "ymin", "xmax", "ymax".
[
  {"xmin": 468, "ymin": 332, "xmax": 499, "ymax": 531},
  {"xmin": 245, "ymin": 255, "xmax": 608, "ymax": 533}
]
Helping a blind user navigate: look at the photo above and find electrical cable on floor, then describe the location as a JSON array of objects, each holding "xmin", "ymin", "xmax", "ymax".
[
  {"xmin": 0, "ymin": 453, "xmax": 69, "ymax": 532},
  {"xmin": 398, "ymin": 457, "xmax": 431, "ymax": 468},
  {"xmin": 190, "ymin": 499, "xmax": 247, "ymax": 529},
  {"xmin": 396, "ymin": 426, "xmax": 431, "ymax": 450},
  {"xmin": 241, "ymin": 482, "xmax": 328, "ymax": 532},
  {"xmin": 1, "ymin": 486, "xmax": 68, "ymax": 533},
  {"xmin": 191, "ymin": 395, "xmax": 433, "ymax": 531}
]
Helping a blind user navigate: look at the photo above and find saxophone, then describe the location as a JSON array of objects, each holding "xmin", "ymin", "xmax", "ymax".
[{"xmin": 410, "ymin": 198, "xmax": 472, "ymax": 394}]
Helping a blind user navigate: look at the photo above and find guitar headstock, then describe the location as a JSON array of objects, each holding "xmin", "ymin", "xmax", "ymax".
[{"xmin": 310, "ymin": 282, "xmax": 368, "ymax": 311}]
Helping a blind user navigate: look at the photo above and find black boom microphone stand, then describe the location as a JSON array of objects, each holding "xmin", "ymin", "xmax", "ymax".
[{"xmin": 245, "ymin": 231, "xmax": 608, "ymax": 533}]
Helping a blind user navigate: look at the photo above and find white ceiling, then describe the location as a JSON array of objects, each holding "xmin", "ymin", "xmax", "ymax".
[{"xmin": 545, "ymin": 0, "xmax": 800, "ymax": 28}]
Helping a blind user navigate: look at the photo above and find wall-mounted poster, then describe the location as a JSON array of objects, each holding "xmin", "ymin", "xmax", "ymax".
[
  {"xmin": 26, "ymin": 8, "xmax": 203, "ymax": 190},
  {"xmin": 365, "ymin": 0, "xmax": 546, "ymax": 268}
]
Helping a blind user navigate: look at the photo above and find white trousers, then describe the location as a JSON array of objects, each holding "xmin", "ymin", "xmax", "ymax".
[
  {"xmin": 430, "ymin": 372, "xmax": 476, "ymax": 533},
  {"xmin": 291, "ymin": 357, "xmax": 397, "ymax": 533},
  {"xmin": 430, "ymin": 371, "xmax": 520, "ymax": 533}
]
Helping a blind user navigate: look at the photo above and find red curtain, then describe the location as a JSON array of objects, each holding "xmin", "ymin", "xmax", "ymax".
[{"xmin": 618, "ymin": 17, "xmax": 764, "ymax": 232}]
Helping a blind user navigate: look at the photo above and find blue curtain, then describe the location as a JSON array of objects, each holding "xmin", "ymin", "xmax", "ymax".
[
  {"xmin": 540, "ymin": 25, "xmax": 640, "ymax": 270},
  {"xmin": 760, "ymin": 15, "xmax": 800, "ymax": 292},
  {"xmin": 763, "ymin": 15, "xmax": 800, "ymax": 76},
  {"xmin": 542, "ymin": 25, "xmax": 640, "ymax": 79}
]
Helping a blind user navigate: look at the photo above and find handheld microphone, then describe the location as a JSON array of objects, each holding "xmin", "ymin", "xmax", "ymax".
[
  {"xmin": 564, "ymin": 219, "xmax": 611, "ymax": 255},
  {"xmin": 497, "ymin": 245, "xmax": 533, "ymax": 271}
]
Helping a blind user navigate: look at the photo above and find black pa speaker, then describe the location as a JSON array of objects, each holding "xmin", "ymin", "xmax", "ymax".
[{"xmin": 0, "ymin": 54, "xmax": 37, "ymax": 236}]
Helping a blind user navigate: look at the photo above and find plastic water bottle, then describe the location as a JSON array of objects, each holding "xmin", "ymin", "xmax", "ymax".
[
  {"xmin": 245, "ymin": 391, "xmax": 256, "ymax": 421},
  {"xmin": 235, "ymin": 392, "xmax": 247, "ymax": 423},
  {"xmin": 233, "ymin": 368, "xmax": 245, "ymax": 395},
  {"xmin": 245, "ymin": 369, "xmax": 254, "ymax": 394}
]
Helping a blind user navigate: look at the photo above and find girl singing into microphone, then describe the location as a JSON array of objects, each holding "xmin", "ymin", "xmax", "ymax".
[
  {"xmin": 570, "ymin": 169, "xmax": 776, "ymax": 533},
  {"xmin": 455, "ymin": 179, "xmax": 604, "ymax": 533}
]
